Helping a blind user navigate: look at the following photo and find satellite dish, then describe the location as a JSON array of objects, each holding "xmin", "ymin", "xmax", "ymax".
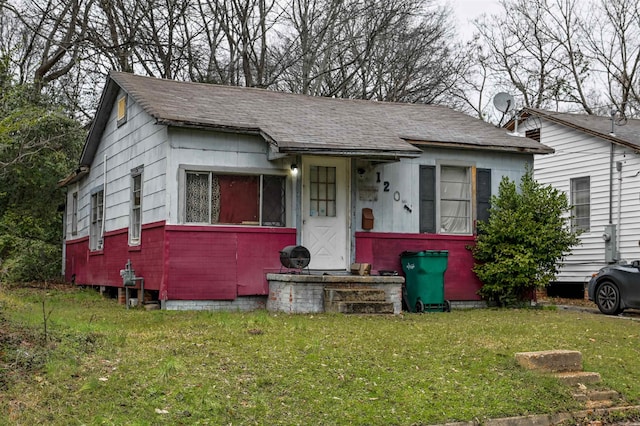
[{"xmin": 493, "ymin": 92, "xmax": 515, "ymax": 113}]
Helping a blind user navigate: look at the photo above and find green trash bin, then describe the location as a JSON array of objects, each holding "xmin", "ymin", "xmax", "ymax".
[{"xmin": 401, "ymin": 250, "xmax": 450, "ymax": 313}]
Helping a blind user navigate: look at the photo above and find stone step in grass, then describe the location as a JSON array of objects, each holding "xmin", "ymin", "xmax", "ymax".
[
  {"xmin": 514, "ymin": 350, "xmax": 582, "ymax": 373},
  {"xmin": 554, "ymin": 371, "xmax": 602, "ymax": 386}
]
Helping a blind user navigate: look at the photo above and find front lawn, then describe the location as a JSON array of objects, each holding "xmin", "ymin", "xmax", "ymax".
[{"xmin": 1, "ymin": 286, "xmax": 639, "ymax": 425}]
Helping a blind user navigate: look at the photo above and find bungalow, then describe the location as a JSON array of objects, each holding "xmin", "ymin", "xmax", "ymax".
[
  {"xmin": 61, "ymin": 72, "xmax": 552, "ymax": 311},
  {"xmin": 515, "ymin": 108, "xmax": 640, "ymax": 296}
]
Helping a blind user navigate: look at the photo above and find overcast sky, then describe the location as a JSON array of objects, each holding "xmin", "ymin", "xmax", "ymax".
[{"xmin": 450, "ymin": 0, "xmax": 503, "ymax": 40}]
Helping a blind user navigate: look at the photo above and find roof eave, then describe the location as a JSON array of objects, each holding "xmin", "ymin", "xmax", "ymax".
[
  {"xmin": 521, "ymin": 108, "xmax": 640, "ymax": 152},
  {"xmin": 407, "ymin": 140, "xmax": 554, "ymax": 155},
  {"xmin": 277, "ymin": 146, "xmax": 421, "ymax": 159},
  {"xmin": 156, "ymin": 118, "xmax": 263, "ymax": 136},
  {"xmin": 58, "ymin": 166, "xmax": 90, "ymax": 187}
]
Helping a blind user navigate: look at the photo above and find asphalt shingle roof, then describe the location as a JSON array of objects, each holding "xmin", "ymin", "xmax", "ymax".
[
  {"xmin": 80, "ymin": 72, "xmax": 553, "ymax": 165},
  {"xmin": 523, "ymin": 108, "xmax": 640, "ymax": 151}
]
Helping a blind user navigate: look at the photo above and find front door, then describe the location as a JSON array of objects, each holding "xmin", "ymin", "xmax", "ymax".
[{"xmin": 302, "ymin": 157, "xmax": 350, "ymax": 270}]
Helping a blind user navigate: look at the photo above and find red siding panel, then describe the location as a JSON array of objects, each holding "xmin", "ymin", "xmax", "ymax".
[
  {"xmin": 236, "ymin": 231, "xmax": 294, "ymax": 296},
  {"xmin": 355, "ymin": 232, "xmax": 482, "ymax": 301},
  {"xmin": 65, "ymin": 222, "xmax": 166, "ymax": 290},
  {"xmin": 164, "ymin": 225, "xmax": 295, "ymax": 300},
  {"xmin": 165, "ymin": 228, "xmax": 238, "ymax": 300}
]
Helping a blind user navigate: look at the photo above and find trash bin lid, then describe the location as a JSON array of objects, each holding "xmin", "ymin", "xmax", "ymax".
[{"xmin": 400, "ymin": 250, "xmax": 448, "ymax": 257}]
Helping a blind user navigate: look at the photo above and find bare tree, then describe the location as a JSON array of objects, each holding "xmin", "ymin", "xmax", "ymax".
[
  {"xmin": 1, "ymin": 0, "xmax": 91, "ymax": 92},
  {"xmin": 583, "ymin": 0, "xmax": 640, "ymax": 116}
]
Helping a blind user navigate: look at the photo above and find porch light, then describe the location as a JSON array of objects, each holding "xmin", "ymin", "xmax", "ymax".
[{"xmin": 290, "ymin": 163, "xmax": 298, "ymax": 176}]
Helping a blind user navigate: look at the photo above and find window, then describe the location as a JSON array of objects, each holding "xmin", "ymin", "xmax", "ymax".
[
  {"xmin": 571, "ymin": 176, "xmax": 590, "ymax": 232},
  {"xmin": 130, "ymin": 170, "xmax": 142, "ymax": 244},
  {"xmin": 90, "ymin": 190, "xmax": 104, "ymax": 250},
  {"xmin": 419, "ymin": 165, "xmax": 491, "ymax": 234},
  {"xmin": 71, "ymin": 192, "xmax": 78, "ymax": 235},
  {"xmin": 117, "ymin": 95, "xmax": 127, "ymax": 126},
  {"xmin": 440, "ymin": 166, "xmax": 472, "ymax": 233},
  {"xmin": 309, "ymin": 166, "xmax": 336, "ymax": 217},
  {"xmin": 185, "ymin": 172, "xmax": 285, "ymax": 226}
]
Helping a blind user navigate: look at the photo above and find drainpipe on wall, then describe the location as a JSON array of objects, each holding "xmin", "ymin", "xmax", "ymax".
[
  {"xmin": 609, "ymin": 144, "xmax": 614, "ymax": 224},
  {"xmin": 617, "ymin": 161, "xmax": 622, "ymax": 260},
  {"xmin": 102, "ymin": 154, "xmax": 107, "ymax": 242}
]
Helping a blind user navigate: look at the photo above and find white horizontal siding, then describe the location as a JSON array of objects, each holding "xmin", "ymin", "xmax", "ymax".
[
  {"xmin": 534, "ymin": 119, "xmax": 640, "ymax": 282},
  {"xmin": 68, "ymin": 89, "xmax": 168, "ymax": 240},
  {"xmin": 354, "ymin": 148, "xmax": 533, "ymax": 233},
  {"xmin": 166, "ymin": 128, "xmax": 288, "ymax": 225}
]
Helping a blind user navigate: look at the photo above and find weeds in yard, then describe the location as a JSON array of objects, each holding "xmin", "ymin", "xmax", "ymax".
[{"xmin": 1, "ymin": 287, "xmax": 639, "ymax": 425}]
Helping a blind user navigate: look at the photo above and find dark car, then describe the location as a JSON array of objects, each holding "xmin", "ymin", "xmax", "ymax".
[{"xmin": 588, "ymin": 260, "xmax": 640, "ymax": 315}]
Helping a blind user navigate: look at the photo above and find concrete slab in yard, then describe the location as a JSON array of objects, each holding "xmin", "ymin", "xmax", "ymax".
[{"xmin": 514, "ymin": 350, "xmax": 582, "ymax": 373}]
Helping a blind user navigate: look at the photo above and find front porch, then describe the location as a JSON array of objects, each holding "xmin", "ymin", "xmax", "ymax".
[{"xmin": 266, "ymin": 273, "xmax": 404, "ymax": 314}]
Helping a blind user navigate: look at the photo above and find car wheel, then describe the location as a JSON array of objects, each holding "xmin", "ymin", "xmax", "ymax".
[{"xmin": 595, "ymin": 281, "xmax": 622, "ymax": 315}]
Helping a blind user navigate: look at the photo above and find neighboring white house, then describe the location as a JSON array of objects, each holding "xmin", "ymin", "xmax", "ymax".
[{"xmin": 516, "ymin": 108, "xmax": 640, "ymax": 293}]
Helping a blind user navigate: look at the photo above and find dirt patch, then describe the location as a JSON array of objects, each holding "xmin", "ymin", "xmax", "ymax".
[{"xmin": 538, "ymin": 295, "xmax": 596, "ymax": 308}]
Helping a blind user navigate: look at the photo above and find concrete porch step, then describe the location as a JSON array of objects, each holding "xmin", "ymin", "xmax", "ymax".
[
  {"xmin": 326, "ymin": 301, "xmax": 395, "ymax": 314},
  {"xmin": 324, "ymin": 287, "xmax": 387, "ymax": 303},
  {"xmin": 514, "ymin": 350, "xmax": 582, "ymax": 372}
]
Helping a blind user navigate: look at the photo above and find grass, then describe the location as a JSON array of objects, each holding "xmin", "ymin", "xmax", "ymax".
[{"xmin": 1, "ymin": 286, "xmax": 639, "ymax": 425}]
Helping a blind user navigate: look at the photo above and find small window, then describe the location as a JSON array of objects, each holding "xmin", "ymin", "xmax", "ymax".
[
  {"xmin": 185, "ymin": 171, "xmax": 285, "ymax": 226},
  {"xmin": 90, "ymin": 190, "xmax": 104, "ymax": 250},
  {"xmin": 71, "ymin": 192, "xmax": 78, "ymax": 235},
  {"xmin": 309, "ymin": 166, "xmax": 336, "ymax": 217},
  {"xmin": 129, "ymin": 170, "xmax": 142, "ymax": 245},
  {"xmin": 117, "ymin": 95, "xmax": 127, "ymax": 126},
  {"xmin": 571, "ymin": 176, "xmax": 590, "ymax": 232}
]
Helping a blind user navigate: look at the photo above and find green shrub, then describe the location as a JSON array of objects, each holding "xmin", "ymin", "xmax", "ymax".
[{"xmin": 472, "ymin": 169, "xmax": 580, "ymax": 306}]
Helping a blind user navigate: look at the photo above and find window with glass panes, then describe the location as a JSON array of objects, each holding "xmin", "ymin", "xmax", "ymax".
[
  {"xmin": 90, "ymin": 190, "xmax": 104, "ymax": 250},
  {"xmin": 130, "ymin": 171, "xmax": 142, "ymax": 244},
  {"xmin": 571, "ymin": 176, "xmax": 590, "ymax": 232},
  {"xmin": 309, "ymin": 166, "xmax": 336, "ymax": 217},
  {"xmin": 185, "ymin": 172, "xmax": 285, "ymax": 226}
]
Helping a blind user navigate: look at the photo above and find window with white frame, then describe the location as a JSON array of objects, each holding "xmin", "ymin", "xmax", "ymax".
[
  {"xmin": 440, "ymin": 166, "xmax": 472, "ymax": 233},
  {"xmin": 71, "ymin": 192, "xmax": 78, "ymax": 235},
  {"xmin": 419, "ymin": 165, "xmax": 491, "ymax": 235},
  {"xmin": 184, "ymin": 171, "xmax": 285, "ymax": 226},
  {"xmin": 90, "ymin": 190, "xmax": 104, "ymax": 250},
  {"xmin": 570, "ymin": 176, "xmax": 590, "ymax": 232},
  {"xmin": 130, "ymin": 169, "xmax": 143, "ymax": 244}
]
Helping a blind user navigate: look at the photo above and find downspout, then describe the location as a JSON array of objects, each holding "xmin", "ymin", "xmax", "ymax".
[
  {"xmin": 609, "ymin": 144, "xmax": 614, "ymax": 224},
  {"xmin": 102, "ymin": 154, "xmax": 107, "ymax": 241},
  {"xmin": 616, "ymin": 161, "xmax": 622, "ymax": 259}
]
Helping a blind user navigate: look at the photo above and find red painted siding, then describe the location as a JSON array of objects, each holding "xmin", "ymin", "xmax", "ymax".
[
  {"xmin": 65, "ymin": 222, "xmax": 166, "ymax": 290},
  {"xmin": 65, "ymin": 223, "xmax": 295, "ymax": 301},
  {"xmin": 355, "ymin": 232, "xmax": 482, "ymax": 301},
  {"xmin": 164, "ymin": 226, "xmax": 295, "ymax": 300}
]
